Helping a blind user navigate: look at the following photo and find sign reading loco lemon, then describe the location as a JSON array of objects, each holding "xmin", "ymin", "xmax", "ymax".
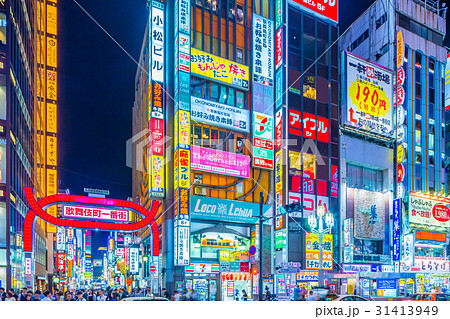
[
  {"xmin": 190, "ymin": 48, "xmax": 249, "ymax": 90},
  {"xmin": 345, "ymin": 52, "xmax": 394, "ymax": 137},
  {"xmin": 305, "ymin": 233, "xmax": 333, "ymax": 270},
  {"xmin": 409, "ymin": 192, "xmax": 450, "ymax": 229}
]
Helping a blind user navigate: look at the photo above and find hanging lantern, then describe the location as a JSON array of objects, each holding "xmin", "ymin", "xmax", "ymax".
[
  {"xmin": 222, "ymin": 274, "xmax": 225, "ymax": 281},
  {"xmin": 244, "ymin": 274, "xmax": 247, "ymax": 281},
  {"xmin": 230, "ymin": 274, "xmax": 234, "ymax": 280},
  {"xmin": 239, "ymin": 274, "xmax": 242, "ymax": 281},
  {"xmin": 226, "ymin": 274, "xmax": 230, "ymax": 281}
]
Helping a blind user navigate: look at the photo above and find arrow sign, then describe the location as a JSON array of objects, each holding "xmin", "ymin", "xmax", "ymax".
[{"xmin": 349, "ymin": 108, "xmax": 357, "ymax": 123}]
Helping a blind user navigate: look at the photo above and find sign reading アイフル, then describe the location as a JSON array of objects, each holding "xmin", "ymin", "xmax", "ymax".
[
  {"xmin": 345, "ymin": 52, "xmax": 394, "ymax": 137},
  {"xmin": 290, "ymin": 0, "xmax": 338, "ymax": 23},
  {"xmin": 190, "ymin": 48, "xmax": 249, "ymax": 90},
  {"xmin": 190, "ymin": 196, "xmax": 272, "ymax": 224},
  {"xmin": 409, "ymin": 192, "xmax": 450, "ymax": 229}
]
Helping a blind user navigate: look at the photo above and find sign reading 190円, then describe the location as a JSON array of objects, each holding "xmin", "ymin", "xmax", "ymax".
[{"xmin": 345, "ymin": 52, "xmax": 394, "ymax": 137}]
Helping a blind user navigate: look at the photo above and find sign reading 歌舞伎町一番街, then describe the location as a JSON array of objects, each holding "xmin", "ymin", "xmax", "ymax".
[{"xmin": 190, "ymin": 196, "xmax": 272, "ymax": 224}]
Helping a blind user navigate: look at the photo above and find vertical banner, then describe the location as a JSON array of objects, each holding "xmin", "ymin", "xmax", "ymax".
[
  {"xmin": 392, "ymin": 199, "xmax": 401, "ymax": 262},
  {"xmin": 149, "ymin": 1, "xmax": 166, "ymax": 199},
  {"xmin": 56, "ymin": 227, "xmax": 65, "ymax": 251},
  {"xmin": 129, "ymin": 247, "xmax": 139, "ymax": 274},
  {"xmin": 174, "ymin": 0, "xmax": 191, "ymax": 266},
  {"xmin": 252, "ymin": 14, "xmax": 274, "ymax": 170}
]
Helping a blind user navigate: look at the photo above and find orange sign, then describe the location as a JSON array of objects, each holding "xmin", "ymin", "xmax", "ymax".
[{"xmin": 416, "ymin": 231, "xmax": 446, "ymax": 242}]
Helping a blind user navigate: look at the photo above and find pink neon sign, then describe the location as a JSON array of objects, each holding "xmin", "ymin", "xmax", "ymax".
[
  {"xmin": 63, "ymin": 205, "xmax": 129, "ymax": 222},
  {"xmin": 191, "ymin": 145, "xmax": 250, "ymax": 178}
]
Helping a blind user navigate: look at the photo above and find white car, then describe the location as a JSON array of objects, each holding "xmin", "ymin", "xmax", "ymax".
[
  {"xmin": 333, "ymin": 295, "xmax": 369, "ymax": 301},
  {"xmin": 122, "ymin": 296, "xmax": 169, "ymax": 301}
]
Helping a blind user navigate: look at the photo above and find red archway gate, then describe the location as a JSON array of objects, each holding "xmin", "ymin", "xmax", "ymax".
[{"xmin": 23, "ymin": 187, "xmax": 159, "ymax": 257}]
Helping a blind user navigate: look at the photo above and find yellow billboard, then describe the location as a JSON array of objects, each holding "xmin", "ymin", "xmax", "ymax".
[
  {"xmin": 305, "ymin": 233, "xmax": 333, "ymax": 270},
  {"xmin": 47, "ymin": 102, "xmax": 57, "ymax": 133},
  {"xmin": 178, "ymin": 149, "xmax": 190, "ymax": 188},
  {"xmin": 47, "ymin": 37, "xmax": 57, "ymax": 68},
  {"xmin": 151, "ymin": 155, "xmax": 164, "ymax": 197},
  {"xmin": 46, "ymin": 70, "xmax": 57, "ymax": 100},
  {"xmin": 190, "ymin": 48, "xmax": 249, "ymax": 90},
  {"xmin": 47, "ymin": 4, "xmax": 57, "ymax": 35},
  {"xmin": 46, "ymin": 136, "xmax": 57, "ymax": 166}
]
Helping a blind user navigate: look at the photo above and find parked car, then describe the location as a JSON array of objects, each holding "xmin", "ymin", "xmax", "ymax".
[
  {"xmin": 410, "ymin": 293, "xmax": 450, "ymax": 301},
  {"xmin": 334, "ymin": 295, "xmax": 369, "ymax": 301}
]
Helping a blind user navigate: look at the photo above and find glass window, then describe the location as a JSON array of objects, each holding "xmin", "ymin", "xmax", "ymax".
[
  {"xmin": 0, "ymin": 13, "xmax": 6, "ymax": 45},
  {"xmin": 218, "ymin": 131, "xmax": 227, "ymax": 151},
  {"xmin": 236, "ymin": 48, "xmax": 244, "ymax": 64},
  {"xmin": 429, "ymin": 103, "xmax": 434, "ymax": 120},
  {"xmin": 348, "ymin": 165, "xmax": 363, "ymax": 188},
  {"xmin": 194, "ymin": 125, "xmax": 202, "ymax": 146},
  {"xmin": 227, "ymin": 87, "xmax": 235, "ymax": 106},
  {"xmin": 303, "ymin": 34, "xmax": 315, "ymax": 60},
  {"xmin": 236, "ymin": 4, "xmax": 244, "ymax": 24},
  {"xmin": 0, "ymin": 75, "xmax": 5, "ymax": 120},
  {"xmin": 415, "ymin": 120, "xmax": 421, "ymax": 145},
  {"xmin": 289, "ymin": 150, "xmax": 302, "ymax": 171},
  {"xmin": 363, "ymin": 168, "xmax": 378, "ymax": 191},
  {"xmin": 219, "ymin": 85, "xmax": 227, "ymax": 104},
  {"xmin": 429, "ymin": 125, "xmax": 435, "ymax": 149},
  {"xmin": 303, "ymin": 153, "xmax": 316, "ymax": 179},
  {"xmin": 211, "ymin": 129, "xmax": 218, "ymax": 149},
  {"xmin": 303, "ymin": 74, "xmax": 316, "ymax": 100},
  {"xmin": 415, "ymin": 82, "xmax": 422, "ymax": 99},
  {"xmin": 227, "ymin": 133, "xmax": 235, "ymax": 153},
  {"xmin": 236, "ymin": 91, "xmax": 244, "ymax": 108},
  {"xmin": 202, "ymin": 127, "xmax": 210, "ymax": 148},
  {"xmin": 415, "ymin": 98, "xmax": 421, "ymax": 114},
  {"xmin": 211, "ymin": 82, "xmax": 219, "ymax": 102}
]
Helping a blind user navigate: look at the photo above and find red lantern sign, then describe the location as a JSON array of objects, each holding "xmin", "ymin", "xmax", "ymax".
[
  {"xmin": 397, "ymin": 86, "xmax": 405, "ymax": 106},
  {"xmin": 397, "ymin": 164, "xmax": 404, "ymax": 182},
  {"xmin": 397, "ymin": 67, "xmax": 405, "ymax": 86}
]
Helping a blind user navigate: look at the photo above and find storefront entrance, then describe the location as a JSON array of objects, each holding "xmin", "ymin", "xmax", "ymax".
[
  {"xmin": 186, "ymin": 274, "xmax": 218, "ymax": 301},
  {"xmin": 221, "ymin": 272, "xmax": 251, "ymax": 301}
]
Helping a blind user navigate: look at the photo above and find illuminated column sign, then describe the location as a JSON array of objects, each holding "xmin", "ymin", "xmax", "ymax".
[
  {"xmin": 252, "ymin": 14, "xmax": 274, "ymax": 170},
  {"xmin": 149, "ymin": 1, "xmax": 165, "ymax": 198},
  {"xmin": 129, "ymin": 247, "xmax": 139, "ymax": 274},
  {"xmin": 36, "ymin": 0, "xmax": 58, "ymax": 233},
  {"xmin": 56, "ymin": 227, "xmax": 65, "ymax": 250},
  {"xmin": 173, "ymin": 0, "xmax": 191, "ymax": 266}
]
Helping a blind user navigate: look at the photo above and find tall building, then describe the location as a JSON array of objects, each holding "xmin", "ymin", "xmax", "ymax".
[
  {"xmin": 339, "ymin": 0, "xmax": 447, "ymax": 297},
  {"xmin": 0, "ymin": 0, "xmax": 58, "ymax": 290}
]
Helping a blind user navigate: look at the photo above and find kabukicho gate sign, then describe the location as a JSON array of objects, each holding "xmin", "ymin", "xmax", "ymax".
[{"xmin": 23, "ymin": 187, "xmax": 160, "ymax": 281}]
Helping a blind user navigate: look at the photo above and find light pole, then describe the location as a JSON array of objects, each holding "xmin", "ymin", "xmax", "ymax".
[{"xmin": 307, "ymin": 204, "xmax": 334, "ymax": 287}]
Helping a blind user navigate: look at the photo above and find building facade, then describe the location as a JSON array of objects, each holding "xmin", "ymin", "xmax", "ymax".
[{"xmin": 339, "ymin": 0, "xmax": 448, "ymax": 297}]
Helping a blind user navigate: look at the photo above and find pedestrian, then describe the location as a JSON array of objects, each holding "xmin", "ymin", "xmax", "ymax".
[
  {"xmin": 120, "ymin": 287, "xmax": 128, "ymax": 299},
  {"xmin": 293, "ymin": 285, "xmax": 301, "ymax": 301},
  {"xmin": 65, "ymin": 291, "xmax": 74, "ymax": 301},
  {"xmin": 162, "ymin": 288, "xmax": 170, "ymax": 299},
  {"xmin": 242, "ymin": 289, "xmax": 248, "ymax": 301},
  {"xmin": 25, "ymin": 294, "xmax": 31, "ymax": 301},
  {"xmin": 110, "ymin": 292, "xmax": 119, "ymax": 301},
  {"xmin": 82, "ymin": 289, "xmax": 88, "ymax": 300},
  {"xmin": 96, "ymin": 289, "xmax": 107, "ymax": 301},
  {"xmin": 76, "ymin": 291, "xmax": 86, "ymax": 301},
  {"xmin": 19, "ymin": 288, "xmax": 27, "ymax": 301},
  {"xmin": 31, "ymin": 290, "xmax": 41, "ymax": 301},
  {"xmin": 0, "ymin": 287, "xmax": 6, "ymax": 301},
  {"xmin": 300, "ymin": 286, "xmax": 307, "ymax": 300},
  {"xmin": 41, "ymin": 291, "xmax": 52, "ymax": 301},
  {"xmin": 26, "ymin": 291, "xmax": 33, "ymax": 300},
  {"xmin": 8, "ymin": 289, "xmax": 18, "ymax": 300},
  {"xmin": 54, "ymin": 292, "xmax": 63, "ymax": 301},
  {"xmin": 264, "ymin": 286, "xmax": 271, "ymax": 301},
  {"xmin": 306, "ymin": 290, "xmax": 318, "ymax": 301},
  {"xmin": 185, "ymin": 289, "xmax": 192, "ymax": 301},
  {"xmin": 234, "ymin": 289, "xmax": 240, "ymax": 301},
  {"xmin": 52, "ymin": 289, "xmax": 59, "ymax": 300},
  {"xmin": 5, "ymin": 292, "xmax": 16, "ymax": 301},
  {"xmin": 87, "ymin": 289, "xmax": 95, "ymax": 301}
]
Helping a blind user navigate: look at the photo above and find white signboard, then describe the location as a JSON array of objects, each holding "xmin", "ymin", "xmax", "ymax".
[
  {"xmin": 63, "ymin": 205, "xmax": 129, "ymax": 222},
  {"xmin": 341, "ymin": 264, "xmax": 371, "ymax": 273},
  {"xmin": 178, "ymin": 0, "xmax": 190, "ymax": 34},
  {"xmin": 25, "ymin": 258, "xmax": 32, "ymax": 275},
  {"xmin": 151, "ymin": 3, "xmax": 165, "ymax": 83},
  {"xmin": 288, "ymin": 192, "xmax": 329, "ymax": 218},
  {"xmin": 191, "ymin": 96, "xmax": 250, "ymax": 133},
  {"xmin": 176, "ymin": 226, "xmax": 190, "ymax": 265},
  {"xmin": 409, "ymin": 192, "xmax": 450, "ymax": 229},
  {"xmin": 253, "ymin": 14, "xmax": 274, "ymax": 86},
  {"xmin": 57, "ymin": 227, "xmax": 65, "ymax": 251},
  {"xmin": 129, "ymin": 247, "xmax": 139, "ymax": 274},
  {"xmin": 404, "ymin": 233, "xmax": 414, "ymax": 267},
  {"xmin": 116, "ymin": 248, "xmax": 124, "ymax": 256},
  {"xmin": 345, "ymin": 52, "xmax": 394, "ymax": 137}
]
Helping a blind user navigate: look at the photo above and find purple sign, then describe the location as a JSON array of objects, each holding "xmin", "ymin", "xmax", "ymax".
[{"xmin": 191, "ymin": 145, "xmax": 250, "ymax": 178}]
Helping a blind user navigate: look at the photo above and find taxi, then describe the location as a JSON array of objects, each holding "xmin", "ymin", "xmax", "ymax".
[{"xmin": 410, "ymin": 293, "xmax": 450, "ymax": 301}]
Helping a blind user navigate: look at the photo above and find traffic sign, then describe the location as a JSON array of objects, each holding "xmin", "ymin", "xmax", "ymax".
[
  {"xmin": 249, "ymin": 245, "xmax": 256, "ymax": 255},
  {"xmin": 150, "ymin": 265, "xmax": 157, "ymax": 272}
]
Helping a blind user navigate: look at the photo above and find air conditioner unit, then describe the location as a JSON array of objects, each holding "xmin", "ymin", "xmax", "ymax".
[{"xmin": 194, "ymin": 186, "xmax": 207, "ymax": 196}]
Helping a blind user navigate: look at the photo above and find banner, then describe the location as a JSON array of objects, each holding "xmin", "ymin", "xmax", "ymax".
[
  {"xmin": 352, "ymin": 189, "xmax": 385, "ymax": 240},
  {"xmin": 291, "ymin": 0, "xmax": 338, "ymax": 23},
  {"xmin": 392, "ymin": 199, "xmax": 401, "ymax": 261},
  {"xmin": 190, "ymin": 48, "xmax": 249, "ymax": 90},
  {"xmin": 305, "ymin": 233, "xmax": 333, "ymax": 270},
  {"xmin": 409, "ymin": 192, "xmax": 450, "ymax": 229},
  {"xmin": 191, "ymin": 145, "xmax": 250, "ymax": 178},
  {"xmin": 345, "ymin": 52, "xmax": 394, "ymax": 137},
  {"xmin": 190, "ymin": 96, "xmax": 250, "ymax": 133},
  {"xmin": 252, "ymin": 14, "xmax": 274, "ymax": 86}
]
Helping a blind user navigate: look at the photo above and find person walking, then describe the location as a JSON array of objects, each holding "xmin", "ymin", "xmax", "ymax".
[
  {"xmin": 19, "ymin": 288, "xmax": 27, "ymax": 301},
  {"xmin": 54, "ymin": 292, "xmax": 63, "ymax": 301},
  {"xmin": 264, "ymin": 286, "xmax": 271, "ymax": 301},
  {"xmin": 161, "ymin": 288, "xmax": 170, "ymax": 300},
  {"xmin": 234, "ymin": 289, "xmax": 240, "ymax": 301},
  {"xmin": 306, "ymin": 290, "xmax": 318, "ymax": 301},
  {"xmin": 65, "ymin": 291, "xmax": 74, "ymax": 301},
  {"xmin": 293, "ymin": 285, "xmax": 301, "ymax": 301},
  {"xmin": 31, "ymin": 290, "xmax": 41, "ymax": 301},
  {"xmin": 76, "ymin": 291, "xmax": 86, "ymax": 301},
  {"xmin": 87, "ymin": 289, "xmax": 95, "ymax": 301},
  {"xmin": 8, "ymin": 288, "xmax": 18, "ymax": 300},
  {"xmin": 96, "ymin": 289, "xmax": 107, "ymax": 301},
  {"xmin": 0, "ymin": 287, "xmax": 6, "ymax": 301},
  {"xmin": 242, "ymin": 289, "xmax": 248, "ymax": 301},
  {"xmin": 5, "ymin": 292, "xmax": 16, "ymax": 301},
  {"xmin": 41, "ymin": 291, "xmax": 52, "ymax": 301}
]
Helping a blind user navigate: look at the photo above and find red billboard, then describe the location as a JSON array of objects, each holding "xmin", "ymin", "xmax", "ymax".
[
  {"xmin": 288, "ymin": 109, "xmax": 329, "ymax": 143},
  {"xmin": 291, "ymin": 0, "xmax": 338, "ymax": 23}
]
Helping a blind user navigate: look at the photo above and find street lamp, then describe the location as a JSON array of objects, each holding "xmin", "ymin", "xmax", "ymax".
[{"xmin": 307, "ymin": 203, "xmax": 334, "ymax": 288}]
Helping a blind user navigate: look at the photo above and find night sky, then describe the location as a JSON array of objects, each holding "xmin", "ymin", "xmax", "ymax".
[{"xmin": 58, "ymin": 0, "xmax": 449, "ymax": 200}]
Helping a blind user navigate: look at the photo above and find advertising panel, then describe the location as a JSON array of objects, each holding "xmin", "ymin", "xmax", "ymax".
[
  {"xmin": 288, "ymin": 192, "xmax": 329, "ymax": 218},
  {"xmin": 404, "ymin": 233, "xmax": 414, "ymax": 267},
  {"xmin": 345, "ymin": 52, "xmax": 394, "ymax": 137},
  {"xmin": 252, "ymin": 14, "xmax": 274, "ymax": 86},
  {"xmin": 252, "ymin": 82, "xmax": 274, "ymax": 114},
  {"xmin": 63, "ymin": 205, "xmax": 129, "ymax": 222},
  {"xmin": 56, "ymin": 227, "xmax": 65, "ymax": 251},
  {"xmin": 275, "ymin": 28, "xmax": 283, "ymax": 70},
  {"xmin": 446, "ymin": 53, "xmax": 450, "ymax": 111},
  {"xmin": 151, "ymin": 155, "xmax": 164, "ymax": 197},
  {"xmin": 25, "ymin": 258, "xmax": 32, "ymax": 275},
  {"xmin": 151, "ymin": 3, "xmax": 165, "ymax": 83},
  {"xmin": 176, "ymin": 226, "xmax": 190, "ymax": 265},
  {"xmin": 190, "ymin": 195, "xmax": 272, "ymax": 224},
  {"xmin": 288, "ymin": 109, "xmax": 329, "ymax": 143},
  {"xmin": 190, "ymin": 96, "xmax": 250, "ymax": 133},
  {"xmin": 57, "ymin": 252, "xmax": 65, "ymax": 271},
  {"xmin": 392, "ymin": 199, "xmax": 401, "ymax": 261},
  {"xmin": 191, "ymin": 145, "xmax": 250, "ymax": 178},
  {"xmin": 343, "ymin": 218, "xmax": 353, "ymax": 263},
  {"xmin": 253, "ymin": 112, "xmax": 274, "ymax": 169},
  {"xmin": 129, "ymin": 247, "xmax": 139, "ymax": 274},
  {"xmin": 275, "ymin": 108, "xmax": 283, "ymax": 150},
  {"xmin": 352, "ymin": 189, "xmax": 385, "ymax": 240},
  {"xmin": 190, "ymin": 48, "xmax": 249, "ymax": 90},
  {"xmin": 331, "ymin": 165, "xmax": 338, "ymax": 197},
  {"xmin": 305, "ymin": 233, "xmax": 333, "ymax": 270},
  {"xmin": 290, "ymin": 0, "xmax": 338, "ymax": 23},
  {"xmin": 178, "ymin": 0, "xmax": 190, "ymax": 34},
  {"xmin": 178, "ymin": 149, "xmax": 191, "ymax": 188},
  {"xmin": 409, "ymin": 192, "xmax": 450, "ymax": 229}
]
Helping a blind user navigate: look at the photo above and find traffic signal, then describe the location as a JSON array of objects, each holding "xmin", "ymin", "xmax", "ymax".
[{"xmin": 277, "ymin": 202, "xmax": 303, "ymax": 215}]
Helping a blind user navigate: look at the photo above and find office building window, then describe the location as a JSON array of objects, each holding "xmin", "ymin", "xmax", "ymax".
[
  {"xmin": 347, "ymin": 164, "xmax": 384, "ymax": 192},
  {"xmin": 375, "ymin": 13, "xmax": 387, "ymax": 29}
]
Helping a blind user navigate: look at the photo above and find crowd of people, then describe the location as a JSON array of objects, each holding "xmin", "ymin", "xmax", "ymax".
[{"xmin": 0, "ymin": 286, "xmax": 148, "ymax": 301}]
